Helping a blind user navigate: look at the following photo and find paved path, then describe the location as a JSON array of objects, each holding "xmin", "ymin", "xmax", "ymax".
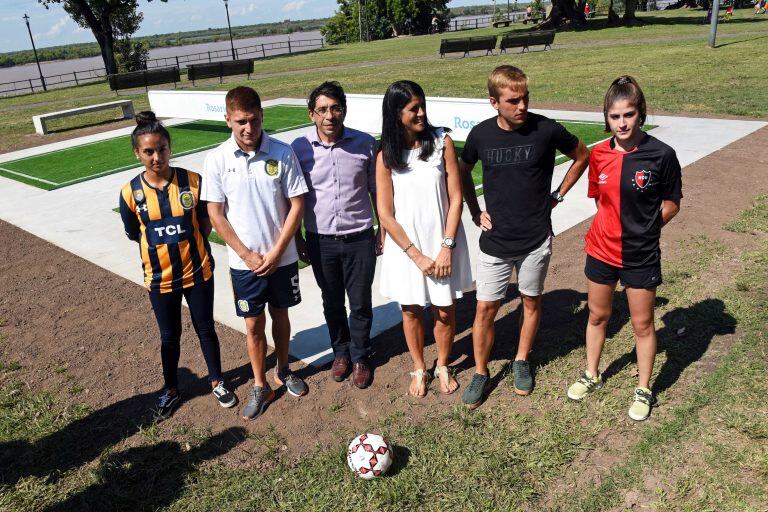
[{"xmin": 0, "ymin": 98, "xmax": 763, "ymax": 366}]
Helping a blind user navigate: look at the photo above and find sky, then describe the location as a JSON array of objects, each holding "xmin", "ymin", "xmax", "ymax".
[{"xmin": 0, "ymin": 0, "xmax": 494, "ymax": 53}]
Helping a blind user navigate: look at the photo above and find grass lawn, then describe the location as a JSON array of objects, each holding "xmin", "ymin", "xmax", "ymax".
[
  {"xmin": 0, "ymin": 105, "xmax": 310, "ymax": 190},
  {"xmin": 4, "ymin": 195, "xmax": 767, "ymax": 510}
]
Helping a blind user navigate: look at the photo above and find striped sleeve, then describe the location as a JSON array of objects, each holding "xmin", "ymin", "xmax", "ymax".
[{"xmin": 119, "ymin": 187, "xmax": 140, "ymax": 242}]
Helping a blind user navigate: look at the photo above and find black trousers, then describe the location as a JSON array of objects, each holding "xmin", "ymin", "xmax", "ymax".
[
  {"xmin": 306, "ymin": 229, "xmax": 376, "ymax": 363},
  {"xmin": 148, "ymin": 278, "xmax": 222, "ymax": 390}
]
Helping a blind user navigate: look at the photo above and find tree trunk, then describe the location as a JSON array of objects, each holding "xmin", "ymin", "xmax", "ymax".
[
  {"xmin": 542, "ymin": 0, "xmax": 586, "ymax": 29},
  {"xmin": 623, "ymin": 0, "xmax": 643, "ymax": 25},
  {"xmin": 607, "ymin": 0, "xmax": 622, "ymax": 25}
]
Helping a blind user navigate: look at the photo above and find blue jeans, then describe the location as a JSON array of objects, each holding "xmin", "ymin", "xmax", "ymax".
[{"xmin": 306, "ymin": 229, "xmax": 376, "ymax": 363}]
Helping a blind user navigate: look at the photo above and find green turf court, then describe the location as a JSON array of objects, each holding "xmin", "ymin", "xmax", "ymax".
[{"xmin": 0, "ymin": 104, "xmax": 311, "ymax": 191}]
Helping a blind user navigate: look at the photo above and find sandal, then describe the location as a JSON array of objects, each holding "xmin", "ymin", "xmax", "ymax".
[
  {"xmin": 434, "ymin": 365, "xmax": 459, "ymax": 394},
  {"xmin": 408, "ymin": 369, "xmax": 429, "ymax": 397}
]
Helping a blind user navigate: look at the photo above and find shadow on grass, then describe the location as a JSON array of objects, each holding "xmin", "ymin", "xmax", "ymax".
[
  {"xmin": 41, "ymin": 427, "xmax": 246, "ymax": 512},
  {"xmin": 0, "ymin": 367, "xmax": 247, "ymax": 487},
  {"xmin": 601, "ymin": 298, "xmax": 736, "ymax": 396},
  {"xmin": 715, "ymin": 33, "xmax": 768, "ymax": 47}
]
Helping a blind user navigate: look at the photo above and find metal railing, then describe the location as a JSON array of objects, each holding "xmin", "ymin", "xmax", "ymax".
[
  {"xmin": 0, "ymin": 37, "xmax": 324, "ymax": 97},
  {"xmin": 444, "ymin": 12, "xmax": 530, "ymax": 32}
]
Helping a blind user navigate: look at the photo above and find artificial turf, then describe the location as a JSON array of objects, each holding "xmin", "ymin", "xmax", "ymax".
[{"xmin": 0, "ymin": 105, "xmax": 311, "ymax": 190}]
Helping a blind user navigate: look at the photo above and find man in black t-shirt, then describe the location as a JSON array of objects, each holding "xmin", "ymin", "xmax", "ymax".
[{"xmin": 459, "ymin": 65, "xmax": 589, "ymax": 409}]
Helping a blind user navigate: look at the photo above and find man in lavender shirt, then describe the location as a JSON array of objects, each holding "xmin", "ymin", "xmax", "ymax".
[{"xmin": 292, "ymin": 81, "xmax": 381, "ymax": 389}]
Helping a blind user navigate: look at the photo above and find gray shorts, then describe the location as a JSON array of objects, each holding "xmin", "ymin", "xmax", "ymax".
[{"xmin": 475, "ymin": 235, "xmax": 552, "ymax": 301}]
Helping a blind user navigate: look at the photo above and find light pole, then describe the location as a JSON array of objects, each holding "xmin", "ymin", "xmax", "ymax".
[
  {"xmin": 223, "ymin": 0, "xmax": 236, "ymax": 60},
  {"xmin": 708, "ymin": 0, "xmax": 721, "ymax": 48},
  {"xmin": 358, "ymin": 0, "xmax": 363, "ymax": 43},
  {"xmin": 23, "ymin": 14, "xmax": 46, "ymax": 92}
]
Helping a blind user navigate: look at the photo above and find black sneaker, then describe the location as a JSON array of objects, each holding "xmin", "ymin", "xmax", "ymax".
[
  {"xmin": 274, "ymin": 368, "xmax": 308, "ymax": 397},
  {"xmin": 212, "ymin": 381, "xmax": 237, "ymax": 408},
  {"xmin": 513, "ymin": 360, "xmax": 533, "ymax": 396},
  {"xmin": 461, "ymin": 373, "xmax": 490, "ymax": 410},
  {"xmin": 153, "ymin": 389, "xmax": 180, "ymax": 421}
]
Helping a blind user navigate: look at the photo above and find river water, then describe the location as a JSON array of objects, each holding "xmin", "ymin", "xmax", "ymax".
[{"xmin": 2, "ymin": 30, "xmax": 323, "ymax": 85}]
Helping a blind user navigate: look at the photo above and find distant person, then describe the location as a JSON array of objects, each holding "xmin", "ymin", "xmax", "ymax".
[
  {"xmin": 431, "ymin": 15, "xmax": 439, "ymax": 33},
  {"xmin": 119, "ymin": 111, "xmax": 236, "ymax": 421},
  {"xmin": 566, "ymin": 76, "xmax": 682, "ymax": 422},
  {"xmin": 291, "ymin": 81, "xmax": 380, "ymax": 389},
  {"xmin": 377, "ymin": 80, "xmax": 473, "ymax": 397},
  {"xmin": 459, "ymin": 65, "xmax": 589, "ymax": 409},
  {"xmin": 202, "ymin": 86, "xmax": 309, "ymax": 420},
  {"xmin": 584, "ymin": 2, "xmax": 592, "ymax": 18},
  {"xmin": 526, "ymin": 5, "xmax": 533, "ymax": 19}
]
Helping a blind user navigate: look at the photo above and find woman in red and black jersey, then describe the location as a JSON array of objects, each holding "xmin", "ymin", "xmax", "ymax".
[
  {"xmin": 567, "ymin": 77, "xmax": 682, "ymax": 421},
  {"xmin": 119, "ymin": 112, "xmax": 236, "ymax": 420}
]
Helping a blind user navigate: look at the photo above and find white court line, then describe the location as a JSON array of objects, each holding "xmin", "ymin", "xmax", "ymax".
[{"xmin": 0, "ymin": 166, "xmax": 59, "ymax": 186}]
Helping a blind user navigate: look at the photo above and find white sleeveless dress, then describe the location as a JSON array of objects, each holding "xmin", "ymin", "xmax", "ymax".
[{"xmin": 379, "ymin": 129, "xmax": 473, "ymax": 307}]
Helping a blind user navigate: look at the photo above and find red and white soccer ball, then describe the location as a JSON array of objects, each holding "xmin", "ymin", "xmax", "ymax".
[{"xmin": 347, "ymin": 433, "xmax": 393, "ymax": 479}]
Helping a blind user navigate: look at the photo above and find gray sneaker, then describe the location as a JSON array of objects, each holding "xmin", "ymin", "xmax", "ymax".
[
  {"xmin": 513, "ymin": 360, "xmax": 533, "ymax": 396},
  {"xmin": 275, "ymin": 368, "xmax": 308, "ymax": 397},
  {"xmin": 461, "ymin": 373, "xmax": 490, "ymax": 410},
  {"xmin": 242, "ymin": 385, "xmax": 275, "ymax": 420}
]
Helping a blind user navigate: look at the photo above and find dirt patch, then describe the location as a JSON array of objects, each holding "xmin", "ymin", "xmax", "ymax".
[{"xmin": 1, "ymin": 127, "xmax": 767, "ymax": 471}]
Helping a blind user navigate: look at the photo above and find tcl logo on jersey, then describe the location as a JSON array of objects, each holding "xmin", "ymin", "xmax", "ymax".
[
  {"xmin": 153, "ymin": 225, "xmax": 186, "ymax": 237},
  {"xmin": 632, "ymin": 169, "xmax": 652, "ymax": 191}
]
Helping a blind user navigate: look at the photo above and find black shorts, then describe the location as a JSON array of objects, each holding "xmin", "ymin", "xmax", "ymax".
[
  {"xmin": 230, "ymin": 262, "xmax": 301, "ymax": 317},
  {"xmin": 585, "ymin": 254, "xmax": 662, "ymax": 290}
]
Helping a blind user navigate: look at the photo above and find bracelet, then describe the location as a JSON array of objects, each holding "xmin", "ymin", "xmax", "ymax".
[{"xmin": 403, "ymin": 242, "xmax": 414, "ymax": 253}]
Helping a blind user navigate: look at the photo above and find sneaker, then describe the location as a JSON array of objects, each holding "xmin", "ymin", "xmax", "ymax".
[
  {"xmin": 628, "ymin": 387, "xmax": 654, "ymax": 421},
  {"xmin": 153, "ymin": 389, "xmax": 180, "ymax": 421},
  {"xmin": 274, "ymin": 368, "xmax": 309, "ymax": 397},
  {"xmin": 461, "ymin": 373, "xmax": 490, "ymax": 410},
  {"xmin": 567, "ymin": 370, "xmax": 604, "ymax": 401},
  {"xmin": 242, "ymin": 385, "xmax": 275, "ymax": 420},
  {"xmin": 212, "ymin": 380, "xmax": 237, "ymax": 408},
  {"xmin": 513, "ymin": 360, "xmax": 533, "ymax": 396}
]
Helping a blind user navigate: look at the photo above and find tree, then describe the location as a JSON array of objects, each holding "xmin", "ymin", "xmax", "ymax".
[
  {"xmin": 39, "ymin": 0, "xmax": 165, "ymax": 75},
  {"xmin": 114, "ymin": 37, "xmax": 149, "ymax": 72},
  {"xmin": 322, "ymin": 0, "xmax": 449, "ymax": 44}
]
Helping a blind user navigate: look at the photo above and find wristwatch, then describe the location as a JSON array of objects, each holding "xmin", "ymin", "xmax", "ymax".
[
  {"xmin": 551, "ymin": 190, "xmax": 565, "ymax": 203},
  {"xmin": 441, "ymin": 237, "xmax": 456, "ymax": 249}
]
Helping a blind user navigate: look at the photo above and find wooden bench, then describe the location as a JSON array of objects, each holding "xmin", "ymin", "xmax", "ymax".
[
  {"xmin": 500, "ymin": 29, "xmax": 556, "ymax": 53},
  {"xmin": 187, "ymin": 59, "xmax": 254, "ymax": 85},
  {"xmin": 32, "ymin": 100, "xmax": 134, "ymax": 135},
  {"xmin": 492, "ymin": 19, "xmax": 514, "ymax": 28},
  {"xmin": 523, "ymin": 17, "xmax": 542, "ymax": 24},
  {"xmin": 440, "ymin": 35, "xmax": 498, "ymax": 58},
  {"xmin": 108, "ymin": 67, "xmax": 180, "ymax": 93}
]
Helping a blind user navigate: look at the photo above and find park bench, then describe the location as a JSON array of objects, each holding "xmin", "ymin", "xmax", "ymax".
[
  {"xmin": 439, "ymin": 35, "xmax": 498, "ymax": 58},
  {"xmin": 108, "ymin": 67, "xmax": 180, "ymax": 93},
  {"xmin": 187, "ymin": 59, "xmax": 255, "ymax": 85},
  {"xmin": 492, "ymin": 19, "xmax": 514, "ymax": 28},
  {"xmin": 523, "ymin": 17, "xmax": 542, "ymax": 24},
  {"xmin": 499, "ymin": 29, "xmax": 556, "ymax": 53},
  {"xmin": 32, "ymin": 100, "xmax": 134, "ymax": 135}
]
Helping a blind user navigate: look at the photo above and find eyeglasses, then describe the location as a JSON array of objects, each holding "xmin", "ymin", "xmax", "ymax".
[{"xmin": 313, "ymin": 105, "xmax": 345, "ymax": 116}]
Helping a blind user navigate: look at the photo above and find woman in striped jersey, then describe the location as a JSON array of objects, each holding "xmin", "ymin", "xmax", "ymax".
[{"xmin": 119, "ymin": 111, "xmax": 237, "ymax": 420}]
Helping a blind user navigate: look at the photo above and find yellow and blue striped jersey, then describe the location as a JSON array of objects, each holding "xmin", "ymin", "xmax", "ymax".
[{"xmin": 119, "ymin": 167, "xmax": 214, "ymax": 293}]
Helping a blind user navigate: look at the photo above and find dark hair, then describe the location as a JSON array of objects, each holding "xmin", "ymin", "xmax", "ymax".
[
  {"xmin": 603, "ymin": 75, "xmax": 647, "ymax": 132},
  {"xmin": 225, "ymin": 86, "xmax": 261, "ymax": 113},
  {"xmin": 308, "ymin": 81, "xmax": 346, "ymax": 112},
  {"xmin": 131, "ymin": 111, "xmax": 171, "ymax": 149},
  {"xmin": 380, "ymin": 80, "xmax": 442, "ymax": 170}
]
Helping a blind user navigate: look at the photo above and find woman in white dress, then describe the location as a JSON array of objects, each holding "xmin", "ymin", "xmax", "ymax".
[{"xmin": 376, "ymin": 80, "xmax": 473, "ymax": 397}]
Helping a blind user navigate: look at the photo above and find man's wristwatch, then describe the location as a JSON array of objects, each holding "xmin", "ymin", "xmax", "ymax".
[
  {"xmin": 441, "ymin": 237, "xmax": 456, "ymax": 249},
  {"xmin": 551, "ymin": 190, "xmax": 565, "ymax": 203}
]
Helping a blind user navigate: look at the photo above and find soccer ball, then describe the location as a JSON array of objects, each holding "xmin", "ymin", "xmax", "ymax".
[{"xmin": 347, "ymin": 433, "xmax": 393, "ymax": 479}]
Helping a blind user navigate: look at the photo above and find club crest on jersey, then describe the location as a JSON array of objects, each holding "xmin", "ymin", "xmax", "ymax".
[
  {"xmin": 633, "ymin": 170, "xmax": 651, "ymax": 190},
  {"xmin": 133, "ymin": 189, "xmax": 145, "ymax": 202},
  {"xmin": 179, "ymin": 190, "xmax": 195, "ymax": 210},
  {"xmin": 237, "ymin": 299, "xmax": 250, "ymax": 313},
  {"xmin": 265, "ymin": 159, "xmax": 279, "ymax": 176}
]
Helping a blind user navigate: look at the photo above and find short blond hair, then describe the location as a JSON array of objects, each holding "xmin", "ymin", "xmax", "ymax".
[{"xmin": 487, "ymin": 65, "xmax": 528, "ymax": 99}]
